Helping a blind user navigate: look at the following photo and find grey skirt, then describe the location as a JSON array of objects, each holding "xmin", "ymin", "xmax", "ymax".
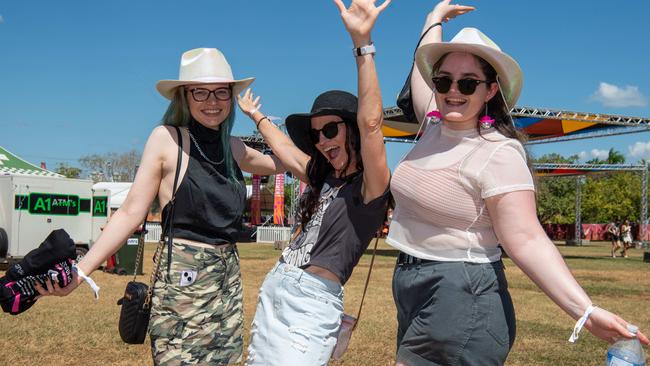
[{"xmin": 392, "ymin": 257, "xmax": 515, "ymax": 366}]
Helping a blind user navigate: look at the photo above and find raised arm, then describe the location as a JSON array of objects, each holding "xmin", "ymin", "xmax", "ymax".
[
  {"xmin": 486, "ymin": 190, "xmax": 650, "ymax": 345},
  {"xmin": 230, "ymin": 135, "xmax": 286, "ymax": 176},
  {"xmin": 237, "ymin": 89, "xmax": 310, "ymax": 182},
  {"xmin": 411, "ymin": 1, "xmax": 474, "ymax": 123},
  {"xmin": 334, "ymin": 0, "xmax": 391, "ymax": 202}
]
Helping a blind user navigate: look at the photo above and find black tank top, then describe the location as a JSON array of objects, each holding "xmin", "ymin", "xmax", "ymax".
[{"xmin": 161, "ymin": 120, "xmax": 246, "ymax": 245}]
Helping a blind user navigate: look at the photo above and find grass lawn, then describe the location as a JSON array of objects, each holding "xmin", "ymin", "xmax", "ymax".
[{"xmin": 0, "ymin": 241, "xmax": 647, "ymax": 365}]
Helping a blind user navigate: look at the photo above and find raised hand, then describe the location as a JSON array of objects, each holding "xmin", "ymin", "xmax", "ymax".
[
  {"xmin": 333, "ymin": 0, "xmax": 391, "ymax": 43},
  {"xmin": 430, "ymin": 0, "xmax": 475, "ymax": 23},
  {"xmin": 237, "ymin": 88, "xmax": 262, "ymax": 121}
]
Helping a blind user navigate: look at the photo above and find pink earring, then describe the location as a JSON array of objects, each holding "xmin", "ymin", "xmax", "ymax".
[
  {"xmin": 426, "ymin": 110, "xmax": 442, "ymax": 125},
  {"xmin": 479, "ymin": 103, "xmax": 495, "ymax": 129}
]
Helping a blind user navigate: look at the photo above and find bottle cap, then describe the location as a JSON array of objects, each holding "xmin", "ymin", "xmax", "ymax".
[{"xmin": 627, "ymin": 324, "xmax": 638, "ymax": 335}]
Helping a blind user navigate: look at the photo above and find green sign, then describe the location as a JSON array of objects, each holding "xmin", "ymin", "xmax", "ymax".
[
  {"xmin": 29, "ymin": 193, "xmax": 79, "ymax": 215},
  {"xmin": 92, "ymin": 196, "xmax": 108, "ymax": 217}
]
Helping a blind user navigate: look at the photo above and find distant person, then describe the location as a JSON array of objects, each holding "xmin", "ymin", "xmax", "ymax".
[
  {"xmin": 236, "ymin": 0, "xmax": 391, "ymax": 363},
  {"xmin": 387, "ymin": 1, "xmax": 649, "ymax": 364},
  {"xmin": 607, "ymin": 220, "xmax": 622, "ymax": 258},
  {"xmin": 620, "ymin": 219, "xmax": 632, "ymax": 257},
  {"xmin": 36, "ymin": 48, "xmax": 286, "ymax": 365}
]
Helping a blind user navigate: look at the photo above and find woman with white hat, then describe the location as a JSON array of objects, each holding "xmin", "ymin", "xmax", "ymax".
[
  {"xmin": 388, "ymin": 1, "xmax": 649, "ymax": 364},
  {"xmin": 236, "ymin": 1, "xmax": 391, "ymax": 364},
  {"xmin": 36, "ymin": 47, "xmax": 285, "ymax": 365}
]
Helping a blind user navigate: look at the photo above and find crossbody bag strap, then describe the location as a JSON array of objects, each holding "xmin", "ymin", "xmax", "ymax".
[
  {"xmin": 352, "ymin": 234, "xmax": 380, "ymax": 331},
  {"xmin": 131, "ymin": 216, "xmax": 149, "ymax": 281},
  {"xmin": 165, "ymin": 126, "xmax": 183, "ymax": 277}
]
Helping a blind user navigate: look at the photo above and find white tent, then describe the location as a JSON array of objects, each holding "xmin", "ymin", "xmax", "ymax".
[{"xmin": 93, "ymin": 182, "xmax": 132, "ymax": 209}]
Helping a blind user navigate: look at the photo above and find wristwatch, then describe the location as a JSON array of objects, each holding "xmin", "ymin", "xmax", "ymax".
[{"xmin": 353, "ymin": 43, "xmax": 376, "ymax": 57}]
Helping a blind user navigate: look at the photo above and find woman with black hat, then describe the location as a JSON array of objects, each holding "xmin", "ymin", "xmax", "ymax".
[
  {"xmin": 388, "ymin": 1, "xmax": 649, "ymax": 365},
  {"xmin": 236, "ymin": 0, "xmax": 391, "ymax": 364}
]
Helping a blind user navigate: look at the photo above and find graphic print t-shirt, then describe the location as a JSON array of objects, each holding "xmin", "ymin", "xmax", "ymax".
[{"xmin": 280, "ymin": 173, "xmax": 389, "ymax": 284}]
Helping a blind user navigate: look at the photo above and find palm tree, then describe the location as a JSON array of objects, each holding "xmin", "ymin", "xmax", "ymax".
[{"xmin": 606, "ymin": 148, "xmax": 626, "ymax": 164}]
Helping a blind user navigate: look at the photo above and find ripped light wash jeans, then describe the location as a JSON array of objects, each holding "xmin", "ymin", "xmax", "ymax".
[{"xmin": 246, "ymin": 262, "xmax": 344, "ymax": 366}]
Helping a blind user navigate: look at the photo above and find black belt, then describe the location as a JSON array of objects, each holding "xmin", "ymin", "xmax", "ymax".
[{"xmin": 396, "ymin": 252, "xmax": 434, "ymax": 266}]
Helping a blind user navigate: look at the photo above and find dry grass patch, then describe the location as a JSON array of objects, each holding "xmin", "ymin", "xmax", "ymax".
[{"xmin": 0, "ymin": 241, "xmax": 647, "ymax": 365}]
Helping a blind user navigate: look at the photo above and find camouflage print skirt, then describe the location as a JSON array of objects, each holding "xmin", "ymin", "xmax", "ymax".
[{"xmin": 149, "ymin": 241, "xmax": 243, "ymax": 366}]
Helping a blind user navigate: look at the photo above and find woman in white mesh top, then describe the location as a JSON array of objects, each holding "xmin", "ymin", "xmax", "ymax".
[{"xmin": 387, "ymin": 1, "xmax": 649, "ymax": 365}]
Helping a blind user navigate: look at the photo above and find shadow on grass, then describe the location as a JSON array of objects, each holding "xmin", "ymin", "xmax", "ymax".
[
  {"xmin": 562, "ymin": 255, "xmax": 617, "ymax": 261},
  {"xmin": 364, "ymin": 248, "xmax": 400, "ymax": 257}
]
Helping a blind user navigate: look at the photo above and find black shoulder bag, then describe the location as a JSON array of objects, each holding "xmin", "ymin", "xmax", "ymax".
[
  {"xmin": 117, "ymin": 126, "xmax": 183, "ymax": 344},
  {"xmin": 396, "ymin": 22, "xmax": 442, "ymax": 122}
]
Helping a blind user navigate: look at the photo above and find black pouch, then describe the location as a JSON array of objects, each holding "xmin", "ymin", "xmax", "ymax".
[
  {"xmin": 396, "ymin": 65, "xmax": 416, "ymax": 122},
  {"xmin": 117, "ymin": 281, "xmax": 150, "ymax": 344}
]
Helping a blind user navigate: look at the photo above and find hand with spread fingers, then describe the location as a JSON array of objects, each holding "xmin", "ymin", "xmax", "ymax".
[
  {"xmin": 237, "ymin": 88, "xmax": 262, "ymax": 121},
  {"xmin": 430, "ymin": 0, "xmax": 475, "ymax": 24},
  {"xmin": 333, "ymin": 0, "xmax": 391, "ymax": 44}
]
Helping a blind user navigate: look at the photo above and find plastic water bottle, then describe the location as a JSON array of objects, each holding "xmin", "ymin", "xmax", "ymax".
[{"xmin": 605, "ymin": 325, "xmax": 647, "ymax": 366}]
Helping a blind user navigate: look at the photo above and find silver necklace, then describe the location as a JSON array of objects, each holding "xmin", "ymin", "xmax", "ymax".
[{"xmin": 188, "ymin": 131, "xmax": 224, "ymax": 165}]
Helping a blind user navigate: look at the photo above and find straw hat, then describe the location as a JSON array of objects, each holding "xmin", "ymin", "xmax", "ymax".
[
  {"xmin": 156, "ymin": 48, "xmax": 254, "ymax": 100},
  {"xmin": 415, "ymin": 27, "xmax": 523, "ymax": 109}
]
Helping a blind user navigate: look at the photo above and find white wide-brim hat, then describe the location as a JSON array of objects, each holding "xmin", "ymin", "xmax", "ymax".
[
  {"xmin": 415, "ymin": 27, "xmax": 523, "ymax": 109},
  {"xmin": 156, "ymin": 48, "xmax": 255, "ymax": 100}
]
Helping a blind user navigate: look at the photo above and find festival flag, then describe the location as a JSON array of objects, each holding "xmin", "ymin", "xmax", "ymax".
[
  {"xmin": 251, "ymin": 174, "xmax": 261, "ymax": 225},
  {"xmin": 273, "ymin": 174, "xmax": 285, "ymax": 225}
]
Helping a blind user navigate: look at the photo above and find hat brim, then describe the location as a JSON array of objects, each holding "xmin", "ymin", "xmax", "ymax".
[
  {"xmin": 286, "ymin": 108, "xmax": 357, "ymax": 155},
  {"xmin": 415, "ymin": 42, "xmax": 523, "ymax": 110},
  {"xmin": 155, "ymin": 77, "xmax": 255, "ymax": 100}
]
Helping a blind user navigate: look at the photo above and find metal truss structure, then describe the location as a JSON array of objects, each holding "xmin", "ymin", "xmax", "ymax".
[
  {"xmin": 383, "ymin": 105, "xmax": 650, "ymax": 144},
  {"xmin": 512, "ymin": 106, "xmax": 650, "ymax": 144},
  {"xmin": 534, "ymin": 163, "xmax": 649, "ymax": 244}
]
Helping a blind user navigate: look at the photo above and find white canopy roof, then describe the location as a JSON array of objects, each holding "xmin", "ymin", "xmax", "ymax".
[{"xmin": 93, "ymin": 182, "xmax": 132, "ymax": 209}]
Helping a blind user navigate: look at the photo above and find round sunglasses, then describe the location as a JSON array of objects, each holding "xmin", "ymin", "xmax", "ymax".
[
  {"xmin": 431, "ymin": 76, "xmax": 492, "ymax": 95},
  {"xmin": 309, "ymin": 121, "xmax": 345, "ymax": 144}
]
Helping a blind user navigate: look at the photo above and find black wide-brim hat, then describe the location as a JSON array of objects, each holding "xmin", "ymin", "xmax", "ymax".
[{"xmin": 286, "ymin": 90, "xmax": 358, "ymax": 155}]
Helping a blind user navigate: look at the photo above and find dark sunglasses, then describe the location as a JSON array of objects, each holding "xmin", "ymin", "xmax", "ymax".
[
  {"xmin": 309, "ymin": 121, "xmax": 345, "ymax": 144},
  {"xmin": 431, "ymin": 75, "xmax": 492, "ymax": 95}
]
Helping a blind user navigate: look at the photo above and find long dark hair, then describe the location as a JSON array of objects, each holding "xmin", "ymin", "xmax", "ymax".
[{"xmin": 297, "ymin": 118, "xmax": 363, "ymax": 229}]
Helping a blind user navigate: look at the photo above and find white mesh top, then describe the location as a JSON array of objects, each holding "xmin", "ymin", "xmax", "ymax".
[{"xmin": 387, "ymin": 122, "xmax": 535, "ymax": 263}]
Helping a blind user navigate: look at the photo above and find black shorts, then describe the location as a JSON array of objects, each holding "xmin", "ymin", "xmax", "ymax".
[{"xmin": 392, "ymin": 258, "xmax": 515, "ymax": 366}]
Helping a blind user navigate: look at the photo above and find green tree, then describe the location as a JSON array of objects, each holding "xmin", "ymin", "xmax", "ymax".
[
  {"xmin": 582, "ymin": 172, "xmax": 640, "ymax": 223},
  {"xmin": 55, "ymin": 163, "xmax": 82, "ymax": 178},
  {"xmin": 536, "ymin": 176, "xmax": 576, "ymax": 224}
]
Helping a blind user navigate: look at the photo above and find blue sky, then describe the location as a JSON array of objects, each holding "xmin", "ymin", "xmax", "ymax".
[{"xmin": 1, "ymin": 1, "xmax": 649, "ymax": 175}]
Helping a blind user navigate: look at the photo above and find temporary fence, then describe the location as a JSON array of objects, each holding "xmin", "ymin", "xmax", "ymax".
[{"xmin": 256, "ymin": 226, "xmax": 292, "ymax": 243}]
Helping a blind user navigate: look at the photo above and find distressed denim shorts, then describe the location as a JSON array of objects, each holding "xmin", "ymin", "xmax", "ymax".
[
  {"xmin": 246, "ymin": 262, "xmax": 344, "ymax": 366},
  {"xmin": 393, "ymin": 257, "xmax": 516, "ymax": 366}
]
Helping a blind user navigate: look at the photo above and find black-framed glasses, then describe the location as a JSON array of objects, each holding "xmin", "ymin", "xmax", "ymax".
[
  {"xmin": 187, "ymin": 87, "xmax": 232, "ymax": 102},
  {"xmin": 431, "ymin": 76, "xmax": 492, "ymax": 95},
  {"xmin": 309, "ymin": 121, "xmax": 345, "ymax": 144}
]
